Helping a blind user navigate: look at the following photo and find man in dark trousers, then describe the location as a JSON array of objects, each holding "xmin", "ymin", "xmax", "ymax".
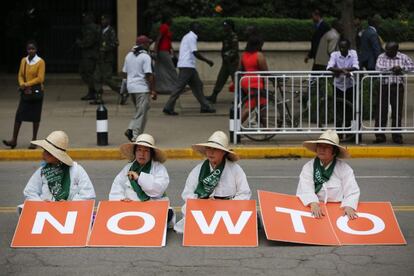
[
  {"xmin": 359, "ymin": 16, "xmax": 383, "ymax": 70},
  {"xmin": 163, "ymin": 22, "xmax": 215, "ymax": 115},
  {"xmin": 91, "ymin": 14, "xmax": 126, "ymax": 105},
  {"xmin": 206, "ymin": 19, "xmax": 239, "ymax": 104},
  {"xmin": 77, "ymin": 12, "xmax": 100, "ymax": 101},
  {"xmin": 304, "ymin": 9, "xmax": 331, "ymax": 70}
]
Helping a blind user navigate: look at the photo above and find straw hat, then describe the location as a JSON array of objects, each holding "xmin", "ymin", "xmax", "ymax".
[
  {"xmin": 303, "ymin": 129, "xmax": 350, "ymax": 158},
  {"xmin": 192, "ymin": 131, "xmax": 239, "ymax": 161},
  {"xmin": 31, "ymin": 131, "xmax": 74, "ymax": 166},
  {"xmin": 119, "ymin": 133, "xmax": 167, "ymax": 163}
]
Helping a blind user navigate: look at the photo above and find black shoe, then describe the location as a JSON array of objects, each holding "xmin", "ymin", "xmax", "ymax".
[
  {"xmin": 2, "ymin": 140, "xmax": 16, "ymax": 149},
  {"xmin": 392, "ymin": 137, "xmax": 403, "ymax": 145},
  {"xmin": 124, "ymin": 129, "xmax": 133, "ymax": 142},
  {"xmin": 81, "ymin": 94, "xmax": 95, "ymax": 101},
  {"xmin": 373, "ymin": 137, "xmax": 386, "ymax": 144},
  {"xmin": 119, "ymin": 93, "xmax": 129, "ymax": 105},
  {"xmin": 163, "ymin": 108, "xmax": 178, "ymax": 116},
  {"xmin": 206, "ymin": 94, "xmax": 217, "ymax": 104},
  {"xmin": 200, "ymin": 107, "xmax": 216, "ymax": 113}
]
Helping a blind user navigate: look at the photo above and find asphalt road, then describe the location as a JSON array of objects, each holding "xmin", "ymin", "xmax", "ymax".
[{"xmin": 1, "ymin": 159, "xmax": 413, "ymax": 275}]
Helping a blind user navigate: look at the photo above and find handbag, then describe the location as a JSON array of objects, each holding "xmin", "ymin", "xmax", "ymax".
[{"xmin": 19, "ymin": 60, "xmax": 43, "ymax": 102}]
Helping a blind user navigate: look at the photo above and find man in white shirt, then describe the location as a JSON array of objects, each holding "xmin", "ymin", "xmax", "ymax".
[
  {"xmin": 122, "ymin": 36, "xmax": 157, "ymax": 141},
  {"xmin": 327, "ymin": 39, "xmax": 359, "ymax": 142},
  {"xmin": 163, "ymin": 22, "xmax": 215, "ymax": 115}
]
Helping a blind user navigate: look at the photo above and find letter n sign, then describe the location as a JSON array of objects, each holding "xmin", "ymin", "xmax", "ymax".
[{"xmin": 11, "ymin": 200, "xmax": 94, "ymax": 247}]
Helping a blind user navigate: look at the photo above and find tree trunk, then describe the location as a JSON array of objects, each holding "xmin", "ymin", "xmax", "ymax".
[{"xmin": 340, "ymin": 0, "xmax": 356, "ymax": 48}]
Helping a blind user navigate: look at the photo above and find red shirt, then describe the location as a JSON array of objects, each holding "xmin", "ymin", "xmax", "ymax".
[
  {"xmin": 241, "ymin": 52, "xmax": 264, "ymax": 89},
  {"xmin": 158, "ymin": 23, "xmax": 172, "ymax": 52}
]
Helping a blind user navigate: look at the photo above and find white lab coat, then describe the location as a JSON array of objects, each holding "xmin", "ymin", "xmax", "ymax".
[
  {"xmin": 23, "ymin": 161, "xmax": 96, "ymax": 201},
  {"xmin": 174, "ymin": 160, "xmax": 251, "ymax": 233},
  {"xmin": 109, "ymin": 161, "xmax": 169, "ymax": 201},
  {"xmin": 296, "ymin": 158, "xmax": 360, "ymax": 210}
]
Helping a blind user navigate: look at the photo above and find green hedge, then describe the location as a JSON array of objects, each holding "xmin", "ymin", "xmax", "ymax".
[{"xmin": 150, "ymin": 17, "xmax": 414, "ymax": 42}]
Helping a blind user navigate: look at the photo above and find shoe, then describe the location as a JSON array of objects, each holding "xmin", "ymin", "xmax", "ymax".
[
  {"xmin": 124, "ymin": 129, "xmax": 133, "ymax": 142},
  {"xmin": 200, "ymin": 107, "xmax": 216, "ymax": 113},
  {"xmin": 2, "ymin": 140, "xmax": 16, "ymax": 149},
  {"xmin": 372, "ymin": 137, "xmax": 386, "ymax": 144},
  {"xmin": 119, "ymin": 93, "xmax": 129, "ymax": 105},
  {"xmin": 163, "ymin": 109, "xmax": 178, "ymax": 116},
  {"xmin": 28, "ymin": 144, "xmax": 37, "ymax": 150},
  {"xmin": 392, "ymin": 137, "xmax": 403, "ymax": 145},
  {"xmin": 206, "ymin": 94, "xmax": 217, "ymax": 104},
  {"xmin": 81, "ymin": 94, "xmax": 95, "ymax": 101}
]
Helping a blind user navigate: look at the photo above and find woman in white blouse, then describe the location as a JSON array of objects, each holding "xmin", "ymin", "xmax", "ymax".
[
  {"xmin": 109, "ymin": 133, "xmax": 174, "ymax": 226},
  {"xmin": 296, "ymin": 129, "xmax": 360, "ymax": 220},
  {"xmin": 174, "ymin": 130, "xmax": 251, "ymax": 233}
]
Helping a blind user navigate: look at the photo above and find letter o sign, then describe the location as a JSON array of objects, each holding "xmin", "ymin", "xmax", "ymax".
[
  {"xmin": 106, "ymin": 211, "xmax": 155, "ymax": 235},
  {"xmin": 336, "ymin": 213, "xmax": 385, "ymax": 235}
]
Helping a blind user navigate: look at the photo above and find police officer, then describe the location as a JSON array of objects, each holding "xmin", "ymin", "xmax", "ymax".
[
  {"xmin": 91, "ymin": 14, "xmax": 127, "ymax": 105},
  {"xmin": 206, "ymin": 19, "xmax": 239, "ymax": 104},
  {"xmin": 77, "ymin": 12, "xmax": 100, "ymax": 101}
]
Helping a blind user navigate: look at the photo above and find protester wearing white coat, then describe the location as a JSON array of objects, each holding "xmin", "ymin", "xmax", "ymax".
[
  {"xmin": 174, "ymin": 131, "xmax": 251, "ymax": 233},
  {"xmin": 296, "ymin": 130, "xmax": 360, "ymax": 220}
]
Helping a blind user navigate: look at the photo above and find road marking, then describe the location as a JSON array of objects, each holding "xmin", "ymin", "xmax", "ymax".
[
  {"xmin": 247, "ymin": 176, "xmax": 414, "ymax": 179},
  {"xmin": 1, "ymin": 206, "xmax": 414, "ymax": 213}
]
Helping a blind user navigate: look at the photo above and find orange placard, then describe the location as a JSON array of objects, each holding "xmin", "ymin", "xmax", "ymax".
[
  {"xmin": 183, "ymin": 199, "xmax": 258, "ymax": 247},
  {"xmin": 11, "ymin": 200, "xmax": 94, "ymax": 248},
  {"xmin": 258, "ymin": 190, "xmax": 340, "ymax": 245},
  {"xmin": 88, "ymin": 200, "xmax": 169, "ymax": 247},
  {"xmin": 327, "ymin": 202, "xmax": 407, "ymax": 245}
]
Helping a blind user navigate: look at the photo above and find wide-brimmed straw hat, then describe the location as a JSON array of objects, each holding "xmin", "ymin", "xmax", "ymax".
[
  {"xmin": 31, "ymin": 131, "xmax": 74, "ymax": 166},
  {"xmin": 192, "ymin": 131, "xmax": 239, "ymax": 161},
  {"xmin": 303, "ymin": 129, "xmax": 350, "ymax": 158},
  {"xmin": 120, "ymin": 133, "xmax": 167, "ymax": 163}
]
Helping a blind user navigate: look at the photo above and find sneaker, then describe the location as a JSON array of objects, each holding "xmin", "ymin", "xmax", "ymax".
[
  {"xmin": 200, "ymin": 107, "xmax": 216, "ymax": 113},
  {"xmin": 81, "ymin": 94, "xmax": 95, "ymax": 101},
  {"xmin": 372, "ymin": 137, "xmax": 386, "ymax": 144},
  {"xmin": 206, "ymin": 94, "xmax": 217, "ymax": 104},
  {"xmin": 124, "ymin": 129, "xmax": 133, "ymax": 142},
  {"xmin": 392, "ymin": 137, "xmax": 403, "ymax": 145},
  {"xmin": 163, "ymin": 108, "xmax": 179, "ymax": 116}
]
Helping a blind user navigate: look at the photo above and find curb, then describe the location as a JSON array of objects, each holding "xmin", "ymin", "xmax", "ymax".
[{"xmin": 1, "ymin": 146, "xmax": 414, "ymax": 161}]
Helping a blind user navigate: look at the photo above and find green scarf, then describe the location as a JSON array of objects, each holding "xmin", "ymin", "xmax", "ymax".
[
  {"xmin": 194, "ymin": 159, "xmax": 226, "ymax": 199},
  {"xmin": 129, "ymin": 160, "xmax": 152, "ymax": 201},
  {"xmin": 313, "ymin": 157, "xmax": 336, "ymax": 193},
  {"xmin": 41, "ymin": 163, "xmax": 71, "ymax": 201}
]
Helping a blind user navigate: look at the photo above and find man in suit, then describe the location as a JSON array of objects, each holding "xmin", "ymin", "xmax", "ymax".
[
  {"xmin": 304, "ymin": 9, "xmax": 331, "ymax": 71},
  {"xmin": 359, "ymin": 16, "xmax": 382, "ymax": 70}
]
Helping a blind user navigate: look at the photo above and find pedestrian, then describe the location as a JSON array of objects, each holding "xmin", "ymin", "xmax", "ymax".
[
  {"xmin": 240, "ymin": 35, "xmax": 269, "ymax": 124},
  {"xmin": 122, "ymin": 35, "xmax": 157, "ymax": 142},
  {"xmin": 304, "ymin": 9, "xmax": 331, "ymax": 70},
  {"xmin": 327, "ymin": 39, "xmax": 359, "ymax": 142},
  {"xmin": 314, "ymin": 19, "xmax": 343, "ymax": 70},
  {"xmin": 21, "ymin": 131, "xmax": 95, "ymax": 208},
  {"xmin": 174, "ymin": 131, "xmax": 251, "ymax": 233},
  {"xmin": 206, "ymin": 19, "xmax": 239, "ymax": 104},
  {"xmin": 296, "ymin": 129, "xmax": 360, "ymax": 220},
  {"xmin": 154, "ymin": 14, "xmax": 178, "ymax": 94},
  {"xmin": 373, "ymin": 42, "xmax": 414, "ymax": 145},
  {"xmin": 77, "ymin": 12, "xmax": 100, "ymax": 101},
  {"xmin": 3, "ymin": 41, "xmax": 45, "ymax": 149},
  {"xmin": 91, "ymin": 14, "xmax": 127, "ymax": 105},
  {"xmin": 359, "ymin": 16, "xmax": 382, "ymax": 70},
  {"xmin": 109, "ymin": 133, "xmax": 175, "ymax": 227},
  {"xmin": 162, "ymin": 22, "xmax": 215, "ymax": 115}
]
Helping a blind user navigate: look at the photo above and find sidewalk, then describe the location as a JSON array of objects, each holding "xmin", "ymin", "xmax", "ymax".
[{"xmin": 0, "ymin": 74, "xmax": 413, "ymax": 160}]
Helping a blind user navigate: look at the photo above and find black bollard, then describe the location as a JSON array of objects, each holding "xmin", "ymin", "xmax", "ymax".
[
  {"xmin": 97, "ymin": 104, "xmax": 108, "ymax": 146},
  {"xmin": 229, "ymin": 104, "xmax": 241, "ymax": 143}
]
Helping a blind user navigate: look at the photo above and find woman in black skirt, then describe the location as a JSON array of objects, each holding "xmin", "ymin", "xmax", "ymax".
[{"xmin": 3, "ymin": 41, "xmax": 46, "ymax": 149}]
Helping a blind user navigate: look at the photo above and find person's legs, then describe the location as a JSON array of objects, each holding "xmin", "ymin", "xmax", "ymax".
[
  {"xmin": 28, "ymin": 122, "xmax": 40, "ymax": 149},
  {"xmin": 3, "ymin": 121, "xmax": 22, "ymax": 148},
  {"xmin": 163, "ymin": 68, "xmax": 193, "ymax": 113},
  {"xmin": 80, "ymin": 58, "xmax": 97, "ymax": 100},
  {"xmin": 128, "ymin": 93, "xmax": 151, "ymax": 140},
  {"xmin": 391, "ymin": 84, "xmax": 404, "ymax": 143},
  {"xmin": 188, "ymin": 69, "xmax": 214, "ymax": 112},
  {"xmin": 207, "ymin": 61, "xmax": 230, "ymax": 103},
  {"xmin": 91, "ymin": 61, "xmax": 104, "ymax": 104},
  {"xmin": 374, "ymin": 84, "xmax": 388, "ymax": 142},
  {"xmin": 335, "ymin": 88, "xmax": 345, "ymax": 134}
]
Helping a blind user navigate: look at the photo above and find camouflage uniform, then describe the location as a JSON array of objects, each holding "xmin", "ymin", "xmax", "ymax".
[
  {"xmin": 92, "ymin": 25, "xmax": 121, "ymax": 104},
  {"xmin": 77, "ymin": 21, "xmax": 100, "ymax": 99},
  {"xmin": 207, "ymin": 30, "xmax": 239, "ymax": 103}
]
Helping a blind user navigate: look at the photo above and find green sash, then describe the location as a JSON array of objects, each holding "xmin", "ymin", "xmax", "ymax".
[
  {"xmin": 129, "ymin": 160, "xmax": 152, "ymax": 201},
  {"xmin": 41, "ymin": 163, "xmax": 71, "ymax": 201},
  {"xmin": 194, "ymin": 159, "xmax": 225, "ymax": 199},
  {"xmin": 313, "ymin": 157, "xmax": 336, "ymax": 193}
]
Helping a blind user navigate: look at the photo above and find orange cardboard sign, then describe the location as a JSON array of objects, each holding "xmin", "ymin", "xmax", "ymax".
[
  {"xmin": 258, "ymin": 190, "xmax": 339, "ymax": 245},
  {"xmin": 88, "ymin": 200, "xmax": 169, "ymax": 247},
  {"xmin": 183, "ymin": 199, "xmax": 258, "ymax": 247},
  {"xmin": 258, "ymin": 190, "xmax": 406, "ymax": 246},
  {"xmin": 11, "ymin": 200, "xmax": 94, "ymax": 247},
  {"xmin": 327, "ymin": 202, "xmax": 406, "ymax": 245}
]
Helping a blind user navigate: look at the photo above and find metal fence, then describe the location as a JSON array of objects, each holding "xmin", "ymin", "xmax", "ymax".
[{"xmin": 232, "ymin": 71, "xmax": 414, "ymax": 144}]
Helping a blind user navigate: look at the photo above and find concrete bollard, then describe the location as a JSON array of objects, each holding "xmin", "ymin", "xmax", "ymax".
[
  {"xmin": 229, "ymin": 104, "xmax": 241, "ymax": 143},
  {"xmin": 96, "ymin": 104, "xmax": 108, "ymax": 146}
]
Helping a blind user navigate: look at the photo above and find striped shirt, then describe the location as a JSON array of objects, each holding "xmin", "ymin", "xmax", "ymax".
[{"xmin": 375, "ymin": 52, "xmax": 414, "ymax": 84}]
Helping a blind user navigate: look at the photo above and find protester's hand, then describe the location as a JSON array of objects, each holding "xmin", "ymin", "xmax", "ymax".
[
  {"xmin": 342, "ymin": 69, "xmax": 351, "ymax": 76},
  {"xmin": 310, "ymin": 202, "xmax": 325, "ymax": 218},
  {"xmin": 343, "ymin": 206, "xmax": 358, "ymax": 220},
  {"xmin": 206, "ymin": 60, "xmax": 214, "ymax": 67},
  {"xmin": 121, "ymin": 198, "xmax": 132, "ymax": 202},
  {"xmin": 127, "ymin": 171, "xmax": 139, "ymax": 180},
  {"xmin": 391, "ymin": 66, "xmax": 403, "ymax": 75},
  {"xmin": 151, "ymin": 90, "xmax": 157, "ymax": 100},
  {"xmin": 304, "ymin": 56, "xmax": 309, "ymax": 63}
]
